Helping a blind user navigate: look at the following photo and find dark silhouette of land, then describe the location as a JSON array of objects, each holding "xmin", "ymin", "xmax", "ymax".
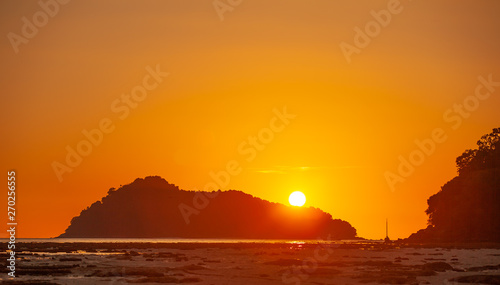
[
  {"xmin": 59, "ymin": 176, "xmax": 357, "ymax": 239},
  {"xmin": 407, "ymin": 128, "xmax": 500, "ymax": 243}
]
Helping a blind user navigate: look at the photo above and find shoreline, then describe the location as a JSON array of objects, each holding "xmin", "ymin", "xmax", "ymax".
[
  {"xmin": 9, "ymin": 240, "xmax": 500, "ymax": 249},
  {"xmin": 2, "ymin": 241, "xmax": 500, "ymax": 284}
]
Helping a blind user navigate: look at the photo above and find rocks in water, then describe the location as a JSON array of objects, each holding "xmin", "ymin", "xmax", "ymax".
[
  {"xmin": 449, "ymin": 275, "xmax": 500, "ymax": 284},
  {"xmin": 421, "ymin": 262, "xmax": 454, "ymax": 272}
]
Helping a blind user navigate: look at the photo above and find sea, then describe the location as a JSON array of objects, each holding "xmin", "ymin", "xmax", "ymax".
[{"xmin": 4, "ymin": 238, "xmax": 377, "ymax": 244}]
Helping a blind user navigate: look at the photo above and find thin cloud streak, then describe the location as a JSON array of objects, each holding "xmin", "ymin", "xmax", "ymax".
[{"xmin": 250, "ymin": 165, "xmax": 368, "ymax": 174}]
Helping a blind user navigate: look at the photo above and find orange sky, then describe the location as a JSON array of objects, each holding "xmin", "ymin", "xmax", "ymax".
[{"xmin": 1, "ymin": 0, "xmax": 500, "ymax": 239}]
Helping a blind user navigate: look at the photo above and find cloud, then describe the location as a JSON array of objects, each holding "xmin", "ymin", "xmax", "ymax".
[
  {"xmin": 250, "ymin": 165, "xmax": 366, "ymax": 174},
  {"xmin": 250, "ymin": 166, "xmax": 320, "ymax": 174}
]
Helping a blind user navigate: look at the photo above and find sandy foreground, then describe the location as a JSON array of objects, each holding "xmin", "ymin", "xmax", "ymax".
[{"xmin": 1, "ymin": 242, "xmax": 500, "ymax": 285}]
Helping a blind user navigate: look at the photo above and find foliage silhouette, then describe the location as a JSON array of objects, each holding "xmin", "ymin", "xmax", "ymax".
[{"xmin": 407, "ymin": 128, "xmax": 500, "ymax": 242}]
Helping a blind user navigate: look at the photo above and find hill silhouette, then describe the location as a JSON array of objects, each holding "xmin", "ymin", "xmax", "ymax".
[
  {"xmin": 407, "ymin": 128, "xmax": 500, "ymax": 243},
  {"xmin": 59, "ymin": 176, "xmax": 357, "ymax": 239}
]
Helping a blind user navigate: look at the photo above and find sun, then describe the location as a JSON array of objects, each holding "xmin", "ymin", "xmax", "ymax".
[{"xmin": 289, "ymin": 191, "xmax": 306, "ymax": 207}]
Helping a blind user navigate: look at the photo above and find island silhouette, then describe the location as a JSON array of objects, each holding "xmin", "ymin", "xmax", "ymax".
[
  {"xmin": 59, "ymin": 176, "xmax": 357, "ymax": 239},
  {"xmin": 407, "ymin": 128, "xmax": 500, "ymax": 243},
  {"xmin": 60, "ymin": 128, "xmax": 499, "ymax": 242}
]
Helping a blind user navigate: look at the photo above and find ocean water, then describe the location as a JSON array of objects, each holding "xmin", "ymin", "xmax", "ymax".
[{"xmin": 6, "ymin": 238, "xmax": 376, "ymax": 244}]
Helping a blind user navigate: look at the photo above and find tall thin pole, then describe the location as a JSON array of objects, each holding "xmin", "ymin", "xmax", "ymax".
[{"xmin": 386, "ymin": 218, "xmax": 388, "ymax": 238}]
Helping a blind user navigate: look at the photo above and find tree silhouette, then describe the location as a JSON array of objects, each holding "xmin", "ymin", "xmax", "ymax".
[
  {"xmin": 456, "ymin": 128, "xmax": 500, "ymax": 175},
  {"xmin": 408, "ymin": 128, "xmax": 500, "ymax": 242}
]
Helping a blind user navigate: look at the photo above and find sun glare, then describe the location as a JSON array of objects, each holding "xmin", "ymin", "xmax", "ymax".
[{"xmin": 289, "ymin": 191, "xmax": 306, "ymax": 207}]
